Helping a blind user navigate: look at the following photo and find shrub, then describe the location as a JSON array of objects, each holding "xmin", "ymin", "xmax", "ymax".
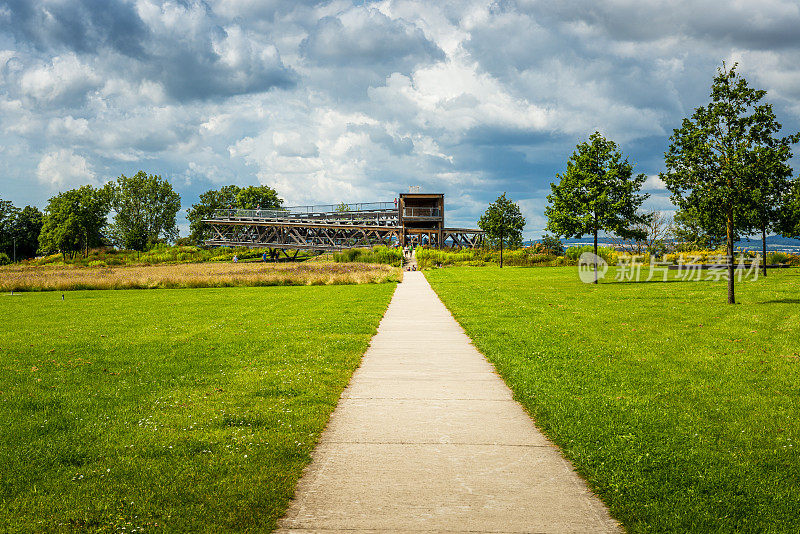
[
  {"xmin": 764, "ymin": 252, "xmax": 800, "ymax": 266},
  {"xmin": 540, "ymin": 234, "xmax": 564, "ymax": 256},
  {"xmin": 0, "ymin": 253, "xmax": 10, "ymax": 266},
  {"xmin": 415, "ymin": 247, "xmax": 559, "ymax": 269},
  {"xmin": 563, "ymin": 245, "xmax": 618, "ymax": 265},
  {"xmin": 333, "ymin": 246, "xmax": 403, "ymax": 267}
]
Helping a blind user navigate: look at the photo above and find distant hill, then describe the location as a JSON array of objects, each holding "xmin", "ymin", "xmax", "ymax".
[{"xmin": 524, "ymin": 235, "xmax": 800, "ymax": 252}]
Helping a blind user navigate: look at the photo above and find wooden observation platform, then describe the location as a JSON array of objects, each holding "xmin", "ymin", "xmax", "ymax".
[{"xmin": 203, "ymin": 193, "xmax": 483, "ymax": 252}]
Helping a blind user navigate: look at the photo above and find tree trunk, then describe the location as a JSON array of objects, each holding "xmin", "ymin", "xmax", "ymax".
[
  {"xmin": 499, "ymin": 224, "xmax": 504, "ymax": 268},
  {"xmin": 593, "ymin": 228, "xmax": 598, "ymax": 284},
  {"xmin": 762, "ymin": 224, "xmax": 767, "ymax": 277},
  {"xmin": 726, "ymin": 211, "xmax": 735, "ymax": 304}
]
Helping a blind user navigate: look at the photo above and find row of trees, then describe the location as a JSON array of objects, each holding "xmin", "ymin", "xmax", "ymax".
[
  {"xmin": 35, "ymin": 173, "xmax": 181, "ymax": 260},
  {"xmin": 0, "ymin": 200, "xmax": 43, "ymax": 263},
  {"xmin": 544, "ymin": 63, "xmax": 800, "ymax": 303},
  {"xmin": 2, "ymin": 171, "xmax": 283, "ymax": 261}
]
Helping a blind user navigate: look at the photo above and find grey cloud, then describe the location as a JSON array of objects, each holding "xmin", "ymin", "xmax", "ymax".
[
  {"xmin": 521, "ymin": 0, "xmax": 800, "ymax": 50},
  {"xmin": 464, "ymin": 9, "xmax": 686, "ymax": 115},
  {"xmin": 1, "ymin": 0, "xmax": 148, "ymax": 57},
  {"xmin": 1, "ymin": 0, "xmax": 296, "ymax": 101},
  {"xmin": 144, "ymin": 41, "xmax": 295, "ymax": 101},
  {"xmin": 208, "ymin": 0, "xmax": 322, "ymax": 23},
  {"xmin": 300, "ymin": 8, "xmax": 444, "ymax": 70},
  {"xmin": 349, "ymin": 124, "xmax": 414, "ymax": 156}
]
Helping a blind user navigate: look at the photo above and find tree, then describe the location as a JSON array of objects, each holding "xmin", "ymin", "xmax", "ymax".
[
  {"xmin": 236, "ymin": 185, "xmax": 283, "ymax": 212},
  {"xmin": 780, "ymin": 177, "xmax": 800, "ymax": 239},
  {"xmin": 672, "ymin": 206, "xmax": 726, "ymax": 250},
  {"xmin": 0, "ymin": 200, "xmax": 41, "ymax": 261},
  {"xmin": 612, "ymin": 211, "xmax": 674, "ymax": 255},
  {"xmin": 186, "ymin": 185, "xmax": 283, "ymax": 244},
  {"xmin": 661, "ymin": 63, "xmax": 798, "ymax": 303},
  {"xmin": 546, "ymin": 131, "xmax": 648, "ymax": 283},
  {"xmin": 12, "ymin": 206, "xmax": 44, "ymax": 260},
  {"xmin": 540, "ymin": 234, "xmax": 564, "ymax": 256},
  {"xmin": 0, "ymin": 198, "xmax": 18, "ymax": 259},
  {"xmin": 478, "ymin": 193, "xmax": 526, "ymax": 268},
  {"xmin": 39, "ymin": 186, "xmax": 110, "ymax": 259},
  {"xmin": 745, "ymin": 139, "xmax": 797, "ymax": 276},
  {"xmin": 106, "ymin": 171, "xmax": 181, "ymax": 251}
]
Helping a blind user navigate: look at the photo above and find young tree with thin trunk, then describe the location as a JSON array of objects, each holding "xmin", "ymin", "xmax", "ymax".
[
  {"xmin": 746, "ymin": 142, "xmax": 796, "ymax": 276},
  {"xmin": 478, "ymin": 193, "xmax": 526, "ymax": 268},
  {"xmin": 661, "ymin": 63, "xmax": 797, "ymax": 302},
  {"xmin": 780, "ymin": 177, "xmax": 800, "ymax": 240},
  {"xmin": 612, "ymin": 210, "xmax": 674, "ymax": 255},
  {"xmin": 671, "ymin": 206, "xmax": 727, "ymax": 250},
  {"xmin": 546, "ymin": 131, "xmax": 648, "ymax": 283}
]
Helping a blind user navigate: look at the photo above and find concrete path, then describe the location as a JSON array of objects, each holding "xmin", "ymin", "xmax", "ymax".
[
  {"xmin": 402, "ymin": 247, "xmax": 417, "ymax": 271},
  {"xmin": 277, "ymin": 271, "xmax": 621, "ymax": 533}
]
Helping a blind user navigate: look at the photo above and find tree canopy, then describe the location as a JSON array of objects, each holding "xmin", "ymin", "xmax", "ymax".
[
  {"xmin": 9, "ymin": 205, "xmax": 44, "ymax": 260},
  {"xmin": 478, "ymin": 194, "xmax": 526, "ymax": 247},
  {"xmin": 106, "ymin": 171, "xmax": 181, "ymax": 251},
  {"xmin": 546, "ymin": 131, "xmax": 648, "ymax": 282},
  {"xmin": 39, "ymin": 186, "xmax": 110, "ymax": 259},
  {"xmin": 0, "ymin": 199, "xmax": 17, "ymax": 259},
  {"xmin": 780, "ymin": 178, "xmax": 800, "ymax": 239},
  {"xmin": 186, "ymin": 185, "xmax": 283, "ymax": 244},
  {"xmin": 744, "ymin": 141, "xmax": 797, "ymax": 275},
  {"xmin": 672, "ymin": 207, "xmax": 726, "ymax": 250},
  {"xmin": 661, "ymin": 63, "xmax": 797, "ymax": 302}
]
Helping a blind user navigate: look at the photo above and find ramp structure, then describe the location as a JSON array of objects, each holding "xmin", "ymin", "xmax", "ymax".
[{"xmin": 203, "ymin": 193, "xmax": 483, "ymax": 253}]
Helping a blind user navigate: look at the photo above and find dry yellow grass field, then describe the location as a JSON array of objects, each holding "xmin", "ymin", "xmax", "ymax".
[{"xmin": 0, "ymin": 261, "xmax": 401, "ymax": 292}]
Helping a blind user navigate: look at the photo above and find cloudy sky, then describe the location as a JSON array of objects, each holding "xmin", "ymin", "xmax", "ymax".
[{"xmin": 2, "ymin": 0, "xmax": 800, "ymax": 238}]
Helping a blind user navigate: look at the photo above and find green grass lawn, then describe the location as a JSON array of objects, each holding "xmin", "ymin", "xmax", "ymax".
[
  {"xmin": 426, "ymin": 266, "xmax": 800, "ymax": 533},
  {"xmin": 0, "ymin": 284, "xmax": 395, "ymax": 532}
]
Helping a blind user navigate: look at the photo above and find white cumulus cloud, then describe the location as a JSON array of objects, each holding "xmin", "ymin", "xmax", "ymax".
[{"xmin": 36, "ymin": 149, "xmax": 98, "ymax": 189}]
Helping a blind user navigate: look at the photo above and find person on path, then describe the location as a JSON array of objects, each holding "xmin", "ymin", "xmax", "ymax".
[{"xmin": 233, "ymin": 254, "xmax": 238, "ymax": 263}]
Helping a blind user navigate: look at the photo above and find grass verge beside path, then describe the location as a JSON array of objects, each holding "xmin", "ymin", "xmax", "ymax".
[
  {"xmin": 0, "ymin": 283, "xmax": 395, "ymax": 532},
  {"xmin": 425, "ymin": 266, "xmax": 800, "ymax": 533}
]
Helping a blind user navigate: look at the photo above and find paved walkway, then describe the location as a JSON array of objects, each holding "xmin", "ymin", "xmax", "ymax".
[{"xmin": 278, "ymin": 272, "xmax": 620, "ymax": 533}]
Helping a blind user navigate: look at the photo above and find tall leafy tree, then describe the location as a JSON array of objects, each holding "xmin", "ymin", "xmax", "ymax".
[
  {"xmin": 0, "ymin": 198, "xmax": 18, "ymax": 259},
  {"xmin": 546, "ymin": 131, "xmax": 648, "ymax": 283},
  {"xmin": 661, "ymin": 63, "xmax": 797, "ymax": 302},
  {"xmin": 186, "ymin": 185, "xmax": 283, "ymax": 244},
  {"xmin": 39, "ymin": 186, "xmax": 110, "ymax": 259},
  {"xmin": 11, "ymin": 205, "xmax": 44, "ymax": 260},
  {"xmin": 106, "ymin": 171, "xmax": 181, "ymax": 251},
  {"xmin": 236, "ymin": 186, "xmax": 283, "ymax": 211},
  {"xmin": 478, "ymin": 193, "xmax": 526, "ymax": 268}
]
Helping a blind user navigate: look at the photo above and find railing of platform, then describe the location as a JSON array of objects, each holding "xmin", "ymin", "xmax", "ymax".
[
  {"xmin": 286, "ymin": 201, "xmax": 396, "ymax": 213},
  {"xmin": 403, "ymin": 207, "xmax": 441, "ymax": 217},
  {"xmin": 211, "ymin": 201, "xmax": 397, "ymax": 220}
]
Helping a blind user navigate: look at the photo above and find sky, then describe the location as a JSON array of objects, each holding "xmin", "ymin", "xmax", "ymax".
[{"xmin": 1, "ymin": 0, "xmax": 800, "ymax": 239}]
